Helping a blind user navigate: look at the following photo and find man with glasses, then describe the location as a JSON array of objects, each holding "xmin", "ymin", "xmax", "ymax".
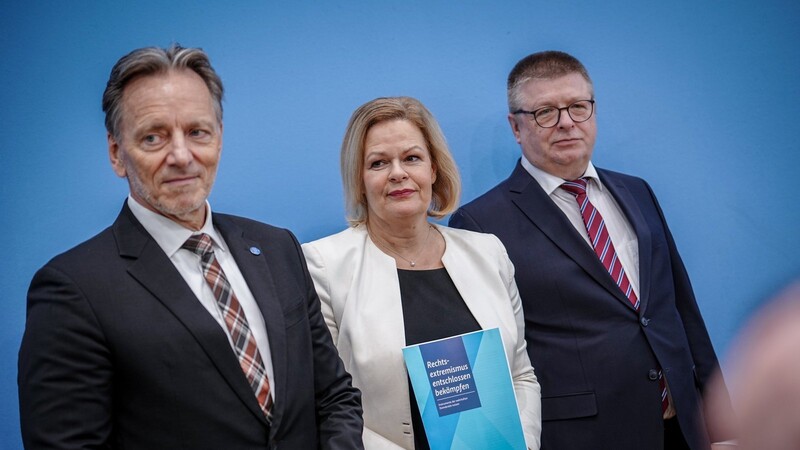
[{"xmin": 450, "ymin": 51, "xmax": 733, "ymax": 449}]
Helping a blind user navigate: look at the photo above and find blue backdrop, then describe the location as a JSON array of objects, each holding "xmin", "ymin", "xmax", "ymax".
[{"xmin": 2, "ymin": 1, "xmax": 798, "ymax": 447}]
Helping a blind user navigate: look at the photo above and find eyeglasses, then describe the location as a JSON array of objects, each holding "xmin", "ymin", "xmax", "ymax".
[{"xmin": 513, "ymin": 99, "xmax": 595, "ymax": 128}]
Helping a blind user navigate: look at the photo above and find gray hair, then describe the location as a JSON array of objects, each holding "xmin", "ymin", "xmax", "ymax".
[{"xmin": 102, "ymin": 44, "xmax": 224, "ymax": 139}]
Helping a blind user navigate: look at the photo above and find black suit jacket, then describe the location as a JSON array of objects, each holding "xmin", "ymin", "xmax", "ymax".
[
  {"xmin": 450, "ymin": 162, "xmax": 723, "ymax": 450},
  {"xmin": 18, "ymin": 204, "xmax": 363, "ymax": 449}
]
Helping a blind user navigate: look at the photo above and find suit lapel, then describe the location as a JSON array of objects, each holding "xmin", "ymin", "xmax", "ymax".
[
  {"xmin": 440, "ymin": 228, "xmax": 498, "ymax": 330},
  {"xmin": 213, "ymin": 215, "xmax": 285, "ymax": 428},
  {"xmin": 506, "ymin": 163, "xmax": 635, "ymax": 310},
  {"xmin": 114, "ymin": 205, "xmax": 269, "ymax": 425},
  {"xmin": 437, "ymin": 227, "xmax": 490, "ymax": 330},
  {"xmin": 598, "ymin": 170, "xmax": 653, "ymax": 315}
]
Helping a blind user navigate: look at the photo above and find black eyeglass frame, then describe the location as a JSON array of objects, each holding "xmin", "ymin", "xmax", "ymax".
[{"xmin": 512, "ymin": 99, "xmax": 595, "ymax": 128}]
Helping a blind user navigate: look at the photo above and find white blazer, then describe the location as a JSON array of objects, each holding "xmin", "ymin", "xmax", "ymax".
[{"xmin": 302, "ymin": 225, "xmax": 541, "ymax": 449}]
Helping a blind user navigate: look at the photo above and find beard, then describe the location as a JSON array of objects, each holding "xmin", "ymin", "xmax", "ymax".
[{"xmin": 126, "ymin": 168, "xmax": 212, "ymax": 226}]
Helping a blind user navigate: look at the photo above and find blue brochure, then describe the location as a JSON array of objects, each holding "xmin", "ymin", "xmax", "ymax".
[{"xmin": 402, "ymin": 328, "xmax": 526, "ymax": 450}]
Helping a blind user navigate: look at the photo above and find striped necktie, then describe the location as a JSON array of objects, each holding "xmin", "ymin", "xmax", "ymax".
[
  {"xmin": 183, "ymin": 233, "xmax": 273, "ymax": 419},
  {"xmin": 561, "ymin": 178, "xmax": 669, "ymax": 414},
  {"xmin": 561, "ymin": 178, "xmax": 639, "ymax": 308}
]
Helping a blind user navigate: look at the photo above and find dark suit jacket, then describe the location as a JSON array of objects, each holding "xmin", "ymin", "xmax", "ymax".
[
  {"xmin": 18, "ymin": 203, "xmax": 363, "ymax": 450},
  {"xmin": 450, "ymin": 162, "xmax": 723, "ymax": 450}
]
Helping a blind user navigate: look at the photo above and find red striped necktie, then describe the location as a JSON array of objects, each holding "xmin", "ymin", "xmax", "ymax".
[
  {"xmin": 183, "ymin": 233, "xmax": 273, "ymax": 419},
  {"xmin": 561, "ymin": 178, "xmax": 669, "ymax": 414},
  {"xmin": 561, "ymin": 179, "xmax": 638, "ymax": 308}
]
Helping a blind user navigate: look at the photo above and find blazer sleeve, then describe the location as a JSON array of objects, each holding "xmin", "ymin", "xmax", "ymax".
[
  {"xmin": 18, "ymin": 264, "xmax": 114, "ymax": 449},
  {"xmin": 645, "ymin": 182, "xmax": 720, "ymax": 389},
  {"xmin": 303, "ymin": 236, "xmax": 407, "ymax": 450},
  {"xmin": 291, "ymin": 232, "xmax": 364, "ymax": 450},
  {"xmin": 494, "ymin": 235, "xmax": 542, "ymax": 450},
  {"xmin": 362, "ymin": 427, "xmax": 407, "ymax": 449},
  {"xmin": 644, "ymin": 182, "xmax": 734, "ymax": 443},
  {"xmin": 449, "ymin": 207, "xmax": 485, "ymax": 232},
  {"xmin": 302, "ymin": 242, "xmax": 340, "ymax": 344}
]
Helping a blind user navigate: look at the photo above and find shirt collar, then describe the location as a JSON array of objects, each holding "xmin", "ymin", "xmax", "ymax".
[
  {"xmin": 126, "ymin": 196, "xmax": 227, "ymax": 257},
  {"xmin": 520, "ymin": 155, "xmax": 603, "ymax": 194}
]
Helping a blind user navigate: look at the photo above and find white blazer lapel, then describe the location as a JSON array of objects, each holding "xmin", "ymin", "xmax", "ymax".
[{"xmin": 440, "ymin": 226, "xmax": 509, "ymax": 333}]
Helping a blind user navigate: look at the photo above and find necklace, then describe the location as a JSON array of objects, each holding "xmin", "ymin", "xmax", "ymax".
[{"xmin": 369, "ymin": 224, "xmax": 433, "ymax": 268}]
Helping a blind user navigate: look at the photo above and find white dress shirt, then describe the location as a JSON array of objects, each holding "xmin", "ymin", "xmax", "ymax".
[
  {"xmin": 520, "ymin": 157, "xmax": 641, "ymax": 298},
  {"xmin": 127, "ymin": 196, "xmax": 275, "ymax": 401}
]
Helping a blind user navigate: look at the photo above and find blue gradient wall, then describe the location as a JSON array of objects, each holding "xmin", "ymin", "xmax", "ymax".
[{"xmin": 2, "ymin": 2, "xmax": 798, "ymax": 447}]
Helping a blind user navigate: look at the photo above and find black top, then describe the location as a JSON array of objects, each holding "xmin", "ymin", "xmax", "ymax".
[{"xmin": 399, "ymin": 268, "xmax": 481, "ymax": 450}]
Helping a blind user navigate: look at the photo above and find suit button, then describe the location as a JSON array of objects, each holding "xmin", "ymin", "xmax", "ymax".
[
  {"xmin": 640, "ymin": 317, "xmax": 650, "ymax": 326},
  {"xmin": 648, "ymin": 369, "xmax": 659, "ymax": 381}
]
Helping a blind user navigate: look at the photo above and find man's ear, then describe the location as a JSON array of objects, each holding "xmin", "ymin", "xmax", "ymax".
[
  {"xmin": 108, "ymin": 133, "xmax": 127, "ymax": 178},
  {"xmin": 217, "ymin": 121, "xmax": 224, "ymax": 154},
  {"xmin": 507, "ymin": 113, "xmax": 523, "ymax": 144}
]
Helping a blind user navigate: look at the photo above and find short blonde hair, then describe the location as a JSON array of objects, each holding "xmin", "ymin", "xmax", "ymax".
[{"xmin": 340, "ymin": 96, "xmax": 461, "ymax": 226}]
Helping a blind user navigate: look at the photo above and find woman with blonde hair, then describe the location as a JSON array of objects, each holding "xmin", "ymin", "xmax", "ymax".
[{"xmin": 303, "ymin": 96, "xmax": 541, "ymax": 449}]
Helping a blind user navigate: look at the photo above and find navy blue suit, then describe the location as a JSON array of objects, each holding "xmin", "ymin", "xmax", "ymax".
[
  {"xmin": 19, "ymin": 203, "xmax": 363, "ymax": 450},
  {"xmin": 450, "ymin": 161, "xmax": 721, "ymax": 450}
]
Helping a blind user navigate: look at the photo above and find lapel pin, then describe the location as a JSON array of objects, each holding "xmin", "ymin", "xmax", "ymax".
[{"xmin": 249, "ymin": 246, "xmax": 262, "ymax": 255}]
